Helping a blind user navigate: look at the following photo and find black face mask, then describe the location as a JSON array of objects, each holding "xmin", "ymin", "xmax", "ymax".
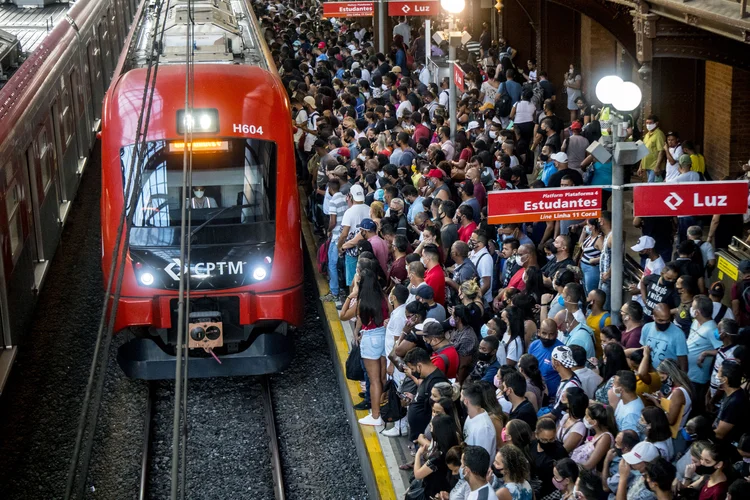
[
  {"xmin": 695, "ymin": 465, "xmax": 717, "ymax": 476},
  {"xmin": 491, "ymin": 466, "xmax": 504, "ymax": 479},
  {"xmin": 539, "ymin": 441, "xmax": 558, "ymax": 453},
  {"xmin": 540, "ymin": 154, "xmax": 549, "ymax": 161},
  {"xmin": 661, "ymin": 278, "xmax": 675, "ymax": 288},
  {"xmin": 424, "ymin": 342, "xmax": 434, "ymax": 354},
  {"xmin": 614, "ymin": 447, "xmax": 623, "ymax": 457},
  {"xmin": 540, "ymin": 338, "xmax": 557, "ymax": 348},
  {"xmin": 477, "ymin": 352, "xmax": 493, "ymax": 362},
  {"xmin": 655, "ymin": 321, "xmax": 671, "ymax": 332}
]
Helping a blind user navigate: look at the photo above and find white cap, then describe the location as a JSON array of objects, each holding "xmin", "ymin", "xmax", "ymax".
[
  {"xmin": 415, "ymin": 318, "xmax": 439, "ymax": 331},
  {"xmin": 350, "ymin": 184, "xmax": 365, "ymax": 202},
  {"xmin": 550, "ymin": 152, "xmax": 568, "ymax": 163},
  {"xmin": 631, "ymin": 235, "xmax": 656, "ymax": 252},
  {"xmin": 623, "ymin": 442, "xmax": 659, "ymax": 465},
  {"xmin": 351, "ymin": 61, "xmax": 361, "ymax": 70},
  {"xmin": 466, "ymin": 121, "xmax": 480, "ymax": 131}
]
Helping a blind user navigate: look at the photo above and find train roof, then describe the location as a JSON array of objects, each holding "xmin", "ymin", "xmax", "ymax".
[{"xmin": 0, "ymin": 2, "xmax": 69, "ymax": 55}]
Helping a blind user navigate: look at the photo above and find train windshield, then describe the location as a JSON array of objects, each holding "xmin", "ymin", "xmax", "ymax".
[{"xmin": 121, "ymin": 139, "xmax": 276, "ymax": 247}]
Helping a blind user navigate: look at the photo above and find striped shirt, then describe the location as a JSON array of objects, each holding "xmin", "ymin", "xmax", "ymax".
[{"xmin": 326, "ymin": 192, "xmax": 348, "ymax": 237}]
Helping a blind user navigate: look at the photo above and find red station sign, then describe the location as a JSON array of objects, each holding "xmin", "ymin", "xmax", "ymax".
[
  {"xmin": 388, "ymin": 1, "xmax": 439, "ymax": 16},
  {"xmin": 453, "ymin": 63, "xmax": 465, "ymax": 92},
  {"xmin": 632, "ymin": 181, "xmax": 749, "ymax": 218},
  {"xmin": 322, "ymin": 1, "xmax": 375, "ymax": 18},
  {"xmin": 488, "ymin": 187, "xmax": 603, "ymax": 224}
]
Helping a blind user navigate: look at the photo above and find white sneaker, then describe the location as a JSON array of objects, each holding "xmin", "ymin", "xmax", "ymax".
[
  {"xmin": 382, "ymin": 425, "xmax": 404, "ymax": 437},
  {"xmin": 358, "ymin": 414, "xmax": 384, "ymax": 426}
]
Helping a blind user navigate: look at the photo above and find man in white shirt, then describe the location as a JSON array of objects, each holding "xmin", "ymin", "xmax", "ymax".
[
  {"xmin": 461, "ymin": 383, "xmax": 497, "ymax": 457},
  {"xmin": 382, "ymin": 285, "xmax": 410, "ymax": 437},
  {"xmin": 393, "ymin": 17, "xmax": 411, "ymax": 46},
  {"xmin": 631, "ymin": 236, "xmax": 665, "ymax": 278},
  {"xmin": 462, "ymin": 446, "xmax": 494, "ymax": 500},
  {"xmin": 438, "ymin": 77, "xmax": 450, "ymax": 108},
  {"xmin": 687, "ymin": 225, "xmax": 716, "ymax": 271},
  {"xmin": 569, "ymin": 345, "xmax": 602, "ymax": 399},
  {"xmin": 469, "ymin": 230, "xmax": 494, "ymax": 304},
  {"xmin": 664, "ymin": 132, "xmax": 683, "ymax": 182}
]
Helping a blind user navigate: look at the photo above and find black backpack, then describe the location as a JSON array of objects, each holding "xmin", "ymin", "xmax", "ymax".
[
  {"xmin": 496, "ymin": 83, "xmax": 513, "ymax": 118},
  {"xmin": 379, "ymin": 379, "xmax": 407, "ymax": 423}
]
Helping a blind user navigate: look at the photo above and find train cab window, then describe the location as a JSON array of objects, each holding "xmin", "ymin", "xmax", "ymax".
[
  {"xmin": 122, "ymin": 139, "xmax": 277, "ymax": 247},
  {"xmin": 4, "ymin": 162, "xmax": 22, "ymax": 259}
]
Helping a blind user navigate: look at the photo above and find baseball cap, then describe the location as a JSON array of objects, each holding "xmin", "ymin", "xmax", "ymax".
[
  {"xmin": 550, "ymin": 152, "xmax": 568, "ymax": 163},
  {"xmin": 479, "ymin": 102, "xmax": 495, "ymax": 111},
  {"xmin": 623, "ymin": 442, "xmax": 659, "ymax": 465},
  {"xmin": 332, "ymin": 165, "xmax": 348, "ymax": 176},
  {"xmin": 360, "ymin": 218, "xmax": 377, "ymax": 231},
  {"xmin": 570, "ymin": 121, "xmax": 582, "ymax": 131},
  {"xmin": 318, "ymin": 41, "xmax": 326, "ymax": 49},
  {"xmin": 426, "ymin": 169, "xmax": 444, "ymax": 179},
  {"xmin": 740, "ymin": 259, "xmax": 750, "ymax": 274},
  {"xmin": 466, "ymin": 121, "xmax": 480, "ymax": 132},
  {"xmin": 416, "ymin": 318, "xmax": 443, "ymax": 336},
  {"xmin": 709, "ymin": 281, "xmax": 725, "ymax": 298},
  {"xmin": 412, "ymin": 285, "xmax": 434, "ymax": 300},
  {"xmin": 678, "ymin": 154, "xmax": 692, "ymax": 167},
  {"xmin": 392, "ymin": 66, "xmax": 402, "ymax": 74},
  {"xmin": 631, "ymin": 235, "xmax": 656, "ymax": 252},
  {"xmin": 551, "ymin": 346, "xmax": 576, "ymax": 368},
  {"xmin": 350, "ymin": 184, "xmax": 365, "ymax": 202},
  {"xmin": 351, "ymin": 61, "xmax": 361, "ymax": 70},
  {"xmin": 338, "ymin": 147, "xmax": 351, "ymax": 159},
  {"xmin": 374, "ymin": 188, "xmax": 385, "ymax": 202},
  {"xmin": 303, "ymin": 96, "xmax": 317, "ymax": 109}
]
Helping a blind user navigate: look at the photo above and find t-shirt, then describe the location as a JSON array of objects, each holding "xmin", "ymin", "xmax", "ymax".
[
  {"xmin": 715, "ymin": 389, "xmax": 749, "ymax": 443},
  {"xmin": 467, "ymin": 484, "xmax": 495, "ymax": 500},
  {"xmin": 574, "ymin": 367, "xmax": 603, "ymax": 399},
  {"xmin": 621, "ymin": 325, "xmax": 643, "ymax": 349},
  {"xmin": 564, "ymin": 323, "xmax": 596, "ymax": 360},
  {"xmin": 368, "ymin": 235, "xmax": 390, "ymax": 274},
  {"xmin": 686, "ymin": 319, "xmax": 721, "ymax": 384},
  {"xmin": 615, "ymin": 397, "xmax": 645, "ymax": 434},
  {"xmin": 425, "ymin": 265, "xmax": 446, "ymax": 306},
  {"xmin": 457, "ymin": 222, "xmax": 478, "ymax": 243},
  {"xmin": 528, "ymin": 339, "xmax": 564, "ymax": 397},
  {"xmin": 460, "ymin": 198, "xmax": 482, "ymax": 224},
  {"xmin": 639, "ymin": 321, "xmax": 688, "ymax": 366},
  {"xmin": 464, "ymin": 411, "xmax": 497, "ymax": 457},
  {"xmin": 340, "ymin": 203, "xmax": 371, "ymax": 236},
  {"xmin": 541, "ymin": 256, "xmax": 575, "ymax": 279},
  {"xmin": 326, "ymin": 191, "xmax": 348, "ymax": 237},
  {"xmin": 641, "ymin": 274, "xmax": 679, "ymax": 317},
  {"xmin": 673, "ymin": 171, "xmax": 700, "ymax": 183},
  {"xmin": 431, "ymin": 344, "xmax": 460, "ymax": 379},
  {"xmin": 470, "ymin": 247, "xmax": 494, "ymax": 303},
  {"xmin": 441, "ymin": 223, "xmax": 459, "ymax": 263},
  {"xmin": 531, "ymin": 440, "xmax": 569, "ymax": 497},
  {"xmin": 509, "ymin": 399, "xmax": 537, "ymax": 429},
  {"xmin": 502, "ymin": 333, "xmax": 524, "ymax": 364},
  {"xmin": 586, "ymin": 312, "xmax": 611, "ymax": 358},
  {"xmin": 426, "ymin": 302, "xmax": 447, "ymax": 322},
  {"xmin": 641, "ymin": 128, "xmax": 666, "ymax": 172},
  {"xmin": 710, "ymin": 344, "xmax": 738, "ymax": 396},
  {"xmin": 407, "ymin": 371, "xmax": 449, "ymax": 445},
  {"xmin": 643, "ymin": 257, "xmax": 665, "ymax": 278}
]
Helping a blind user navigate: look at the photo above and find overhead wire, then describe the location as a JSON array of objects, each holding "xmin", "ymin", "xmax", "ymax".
[{"xmin": 64, "ymin": 1, "xmax": 173, "ymax": 498}]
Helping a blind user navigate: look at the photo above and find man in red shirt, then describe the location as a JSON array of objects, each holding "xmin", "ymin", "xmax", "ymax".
[
  {"xmin": 412, "ymin": 111, "xmax": 431, "ymax": 148},
  {"xmin": 416, "ymin": 319, "xmax": 459, "ymax": 379},
  {"xmin": 360, "ymin": 218, "xmax": 389, "ymax": 274},
  {"xmin": 422, "ymin": 244, "xmax": 446, "ymax": 305},
  {"xmin": 456, "ymin": 205, "xmax": 477, "ymax": 243}
]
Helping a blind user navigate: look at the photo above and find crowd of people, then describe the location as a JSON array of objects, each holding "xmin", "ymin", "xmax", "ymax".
[{"xmin": 254, "ymin": 1, "xmax": 750, "ymax": 499}]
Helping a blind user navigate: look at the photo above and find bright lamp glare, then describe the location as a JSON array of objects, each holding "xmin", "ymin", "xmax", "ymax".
[
  {"xmin": 595, "ymin": 75, "xmax": 623, "ymax": 105},
  {"xmin": 611, "ymin": 81, "xmax": 643, "ymax": 112},
  {"xmin": 199, "ymin": 114, "xmax": 212, "ymax": 130},
  {"xmin": 140, "ymin": 272, "xmax": 154, "ymax": 286},
  {"xmin": 441, "ymin": 0, "xmax": 466, "ymax": 14},
  {"xmin": 252, "ymin": 267, "xmax": 267, "ymax": 280}
]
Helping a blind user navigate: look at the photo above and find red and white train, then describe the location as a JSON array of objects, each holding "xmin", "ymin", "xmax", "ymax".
[{"xmin": 100, "ymin": 0, "xmax": 303, "ymax": 378}]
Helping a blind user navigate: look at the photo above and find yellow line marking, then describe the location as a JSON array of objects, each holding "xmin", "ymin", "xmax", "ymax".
[{"xmin": 299, "ymin": 189, "xmax": 397, "ymax": 500}]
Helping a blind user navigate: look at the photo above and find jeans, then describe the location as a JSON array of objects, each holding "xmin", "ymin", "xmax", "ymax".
[
  {"xmin": 600, "ymin": 279, "xmax": 611, "ymax": 312},
  {"xmin": 328, "ymin": 238, "xmax": 340, "ymax": 296},
  {"xmin": 581, "ymin": 262, "xmax": 599, "ymax": 294},
  {"xmin": 345, "ymin": 254, "xmax": 358, "ymax": 286},
  {"xmin": 647, "ymin": 169, "xmax": 657, "ymax": 183}
]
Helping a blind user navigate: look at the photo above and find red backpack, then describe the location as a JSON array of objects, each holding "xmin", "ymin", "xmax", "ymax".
[{"xmin": 317, "ymin": 238, "xmax": 330, "ymax": 276}]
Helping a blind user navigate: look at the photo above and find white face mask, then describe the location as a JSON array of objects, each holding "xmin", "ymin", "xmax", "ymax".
[
  {"xmin": 515, "ymin": 254, "xmax": 524, "ymax": 266},
  {"xmin": 193, "ymin": 190, "xmax": 205, "ymax": 199},
  {"xmin": 572, "ymin": 309, "xmax": 587, "ymax": 324},
  {"xmin": 583, "ymin": 418, "xmax": 595, "ymax": 430},
  {"xmin": 489, "ymin": 130, "xmax": 497, "ymax": 139},
  {"xmin": 646, "ymin": 123, "xmax": 657, "ymax": 131}
]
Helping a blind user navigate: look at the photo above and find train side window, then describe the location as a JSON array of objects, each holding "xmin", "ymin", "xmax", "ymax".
[
  {"xmin": 4, "ymin": 161, "xmax": 22, "ymax": 260},
  {"xmin": 70, "ymin": 68, "xmax": 84, "ymax": 117},
  {"xmin": 37, "ymin": 128, "xmax": 51, "ymax": 193},
  {"xmin": 59, "ymin": 77, "xmax": 74, "ymax": 153}
]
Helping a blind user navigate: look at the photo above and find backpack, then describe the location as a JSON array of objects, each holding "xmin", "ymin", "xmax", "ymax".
[
  {"xmin": 598, "ymin": 312, "xmax": 610, "ymax": 331},
  {"xmin": 379, "ymin": 379, "xmax": 407, "ymax": 424},
  {"xmin": 317, "ymin": 238, "xmax": 330, "ymax": 276},
  {"xmin": 496, "ymin": 84, "xmax": 513, "ymax": 118}
]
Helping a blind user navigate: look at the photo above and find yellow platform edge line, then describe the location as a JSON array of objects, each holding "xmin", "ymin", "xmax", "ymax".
[{"xmin": 299, "ymin": 189, "xmax": 397, "ymax": 500}]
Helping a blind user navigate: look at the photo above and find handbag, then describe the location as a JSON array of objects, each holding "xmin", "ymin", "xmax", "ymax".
[
  {"xmin": 404, "ymin": 478, "xmax": 427, "ymax": 500},
  {"xmin": 345, "ymin": 342, "xmax": 365, "ymax": 381}
]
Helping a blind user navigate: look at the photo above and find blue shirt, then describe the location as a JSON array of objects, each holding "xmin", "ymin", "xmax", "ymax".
[
  {"xmin": 407, "ymin": 196, "xmax": 425, "ymax": 224},
  {"xmin": 564, "ymin": 323, "xmax": 596, "ymax": 360},
  {"xmin": 639, "ymin": 322, "xmax": 688, "ymax": 367},
  {"xmin": 686, "ymin": 319, "xmax": 721, "ymax": 384},
  {"xmin": 502, "ymin": 80, "xmax": 522, "ymax": 104},
  {"xmin": 615, "ymin": 397, "xmax": 645, "ymax": 434},
  {"xmin": 528, "ymin": 339, "xmax": 564, "ymax": 397},
  {"xmin": 540, "ymin": 161, "xmax": 557, "ymax": 185},
  {"xmin": 591, "ymin": 161, "xmax": 613, "ymax": 189},
  {"xmin": 481, "ymin": 360, "xmax": 501, "ymax": 384}
]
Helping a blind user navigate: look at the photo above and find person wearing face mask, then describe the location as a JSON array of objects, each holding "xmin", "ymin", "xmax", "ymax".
[
  {"xmin": 529, "ymin": 319, "xmax": 564, "ymax": 397},
  {"xmin": 571, "ymin": 402, "xmax": 616, "ymax": 471},
  {"xmin": 494, "ymin": 445, "xmax": 533, "ymax": 500},
  {"xmin": 637, "ymin": 303, "xmax": 689, "ymax": 373},
  {"xmin": 446, "ymin": 241, "xmax": 478, "ymax": 298},
  {"xmin": 460, "ymin": 382, "xmax": 497, "ymax": 458},
  {"xmin": 541, "ymin": 345, "xmax": 582, "ymax": 421},
  {"xmin": 614, "ymin": 441, "xmax": 661, "ymax": 500},
  {"xmin": 469, "ymin": 336, "xmax": 501, "ymax": 384},
  {"xmin": 541, "ymin": 235, "xmax": 574, "ymax": 288},
  {"xmin": 600, "ymin": 429, "xmax": 640, "ymax": 498},
  {"xmin": 706, "ymin": 318, "xmax": 740, "ymax": 410},
  {"xmin": 713, "ymin": 360, "xmax": 749, "ymax": 443},
  {"xmin": 612, "ymin": 370, "xmax": 645, "ymax": 434},
  {"xmin": 555, "ymin": 283, "xmax": 596, "ymax": 361},
  {"xmin": 531, "ymin": 418, "xmax": 570, "ymax": 498},
  {"xmin": 643, "ymin": 458, "xmax": 677, "ymax": 500},
  {"xmin": 499, "ymin": 223, "xmax": 533, "ymax": 247},
  {"xmin": 685, "ymin": 295, "xmax": 720, "ymax": 414},
  {"xmin": 551, "ymin": 458, "xmax": 579, "ymax": 500},
  {"xmin": 503, "ymin": 370, "xmax": 537, "ymax": 429},
  {"xmin": 190, "ymin": 185, "xmax": 217, "ymax": 209},
  {"xmin": 468, "ymin": 230, "xmax": 493, "ymax": 305},
  {"xmin": 636, "ymin": 115, "xmax": 666, "ymax": 183},
  {"xmin": 639, "ymin": 406, "xmax": 675, "ymax": 461},
  {"xmin": 456, "ymin": 445, "xmax": 493, "ymax": 500},
  {"xmin": 640, "ymin": 263, "xmax": 681, "ymax": 319},
  {"xmin": 681, "ymin": 443, "xmax": 729, "ymax": 500},
  {"xmin": 403, "ymin": 347, "xmax": 450, "ymax": 448},
  {"xmin": 444, "ymin": 305, "xmax": 477, "ymax": 384},
  {"xmin": 585, "ymin": 289, "xmax": 611, "ymax": 358},
  {"xmin": 618, "ymin": 301, "xmax": 644, "ymax": 349},
  {"xmin": 497, "ymin": 237, "xmax": 521, "ymax": 289}
]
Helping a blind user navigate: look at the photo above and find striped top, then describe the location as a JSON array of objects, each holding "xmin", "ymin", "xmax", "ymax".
[{"xmin": 580, "ymin": 234, "xmax": 602, "ymax": 265}]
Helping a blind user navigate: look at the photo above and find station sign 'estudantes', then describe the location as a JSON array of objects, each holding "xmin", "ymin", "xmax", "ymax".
[{"xmin": 488, "ymin": 187, "xmax": 603, "ymax": 224}]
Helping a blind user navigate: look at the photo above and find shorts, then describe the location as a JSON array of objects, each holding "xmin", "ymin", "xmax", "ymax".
[{"xmin": 360, "ymin": 326, "xmax": 386, "ymax": 360}]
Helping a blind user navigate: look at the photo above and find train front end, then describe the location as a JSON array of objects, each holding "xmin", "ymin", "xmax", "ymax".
[{"xmin": 101, "ymin": 65, "xmax": 303, "ymax": 379}]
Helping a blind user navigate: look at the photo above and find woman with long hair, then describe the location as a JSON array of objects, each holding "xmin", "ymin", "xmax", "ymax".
[
  {"xmin": 354, "ymin": 268, "xmax": 389, "ymax": 426},
  {"xmin": 504, "ymin": 419, "xmax": 536, "ymax": 478},
  {"xmin": 523, "ymin": 266, "xmax": 545, "ymax": 305},
  {"xmin": 550, "ymin": 457, "xmax": 579, "ymax": 500},
  {"xmin": 501, "ymin": 305, "xmax": 526, "ymax": 367},
  {"xmin": 640, "ymin": 406, "xmax": 675, "ymax": 461},
  {"xmin": 541, "ymin": 269, "xmax": 577, "ymax": 322},
  {"xmin": 431, "ymin": 382, "xmax": 461, "ymax": 435},
  {"xmin": 413, "ymin": 414, "xmax": 460, "ymax": 498},
  {"xmin": 479, "ymin": 380, "xmax": 507, "ymax": 453},
  {"xmin": 594, "ymin": 342, "xmax": 628, "ymax": 405},
  {"xmin": 518, "ymin": 353, "xmax": 547, "ymax": 411},
  {"xmin": 642, "ymin": 357, "xmax": 693, "ymax": 431},
  {"xmin": 578, "ymin": 218, "xmax": 604, "ymax": 294},
  {"xmin": 570, "ymin": 402, "xmax": 615, "ymax": 471},
  {"xmin": 511, "ymin": 293, "xmax": 539, "ymax": 347},
  {"xmin": 494, "ymin": 445, "xmax": 533, "ymax": 500},
  {"xmin": 459, "ymin": 280, "xmax": 485, "ymax": 337},
  {"xmin": 556, "ymin": 387, "xmax": 589, "ymax": 453},
  {"xmin": 447, "ymin": 304, "xmax": 478, "ymax": 384},
  {"xmin": 681, "ymin": 442, "xmax": 730, "ymax": 500},
  {"xmin": 509, "ymin": 88, "xmax": 537, "ymax": 144}
]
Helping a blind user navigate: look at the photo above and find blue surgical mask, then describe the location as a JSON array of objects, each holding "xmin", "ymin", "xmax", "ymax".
[
  {"xmin": 459, "ymin": 466, "xmax": 466, "ymax": 480},
  {"xmin": 558, "ymin": 295, "xmax": 564, "ymax": 306},
  {"xmin": 680, "ymin": 428, "xmax": 696, "ymax": 443},
  {"xmin": 714, "ymin": 329, "xmax": 722, "ymax": 341},
  {"xmin": 480, "ymin": 324, "xmax": 490, "ymax": 338}
]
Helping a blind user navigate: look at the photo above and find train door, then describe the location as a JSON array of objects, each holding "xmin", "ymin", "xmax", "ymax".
[
  {"xmin": 108, "ymin": 5, "xmax": 122, "ymax": 59},
  {"xmin": 54, "ymin": 77, "xmax": 79, "ymax": 216},
  {"xmin": 70, "ymin": 67, "xmax": 90, "ymax": 159},
  {"xmin": 98, "ymin": 19, "xmax": 113, "ymax": 88},
  {"xmin": 26, "ymin": 114, "xmax": 62, "ymax": 273},
  {"xmin": 87, "ymin": 39, "xmax": 104, "ymax": 123}
]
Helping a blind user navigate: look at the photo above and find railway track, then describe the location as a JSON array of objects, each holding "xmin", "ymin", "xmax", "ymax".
[{"xmin": 138, "ymin": 376, "xmax": 286, "ymax": 500}]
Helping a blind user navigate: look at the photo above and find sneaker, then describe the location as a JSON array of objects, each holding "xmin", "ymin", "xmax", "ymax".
[
  {"xmin": 335, "ymin": 297, "xmax": 344, "ymax": 309},
  {"xmin": 382, "ymin": 425, "xmax": 404, "ymax": 437},
  {"xmin": 358, "ymin": 414, "xmax": 384, "ymax": 426},
  {"xmin": 353, "ymin": 400, "xmax": 371, "ymax": 410},
  {"xmin": 320, "ymin": 292, "xmax": 335, "ymax": 302},
  {"xmin": 358, "ymin": 392, "xmax": 366, "ymax": 399}
]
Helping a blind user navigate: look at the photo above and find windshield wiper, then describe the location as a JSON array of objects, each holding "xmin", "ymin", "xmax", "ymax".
[{"xmin": 188, "ymin": 204, "xmax": 256, "ymax": 238}]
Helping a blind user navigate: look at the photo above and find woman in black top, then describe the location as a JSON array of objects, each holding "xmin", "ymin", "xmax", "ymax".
[{"xmin": 412, "ymin": 414, "xmax": 460, "ymax": 498}]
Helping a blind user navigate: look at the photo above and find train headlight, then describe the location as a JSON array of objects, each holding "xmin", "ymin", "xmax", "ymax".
[
  {"xmin": 176, "ymin": 108, "xmax": 219, "ymax": 134},
  {"xmin": 252, "ymin": 267, "xmax": 267, "ymax": 281},
  {"xmin": 140, "ymin": 272, "xmax": 155, "ymax": 286}
]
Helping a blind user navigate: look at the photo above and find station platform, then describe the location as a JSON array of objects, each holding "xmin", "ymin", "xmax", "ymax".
[{"xmin": 300, "ymin": 190, "xmax": 412, "ymax": 500}]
